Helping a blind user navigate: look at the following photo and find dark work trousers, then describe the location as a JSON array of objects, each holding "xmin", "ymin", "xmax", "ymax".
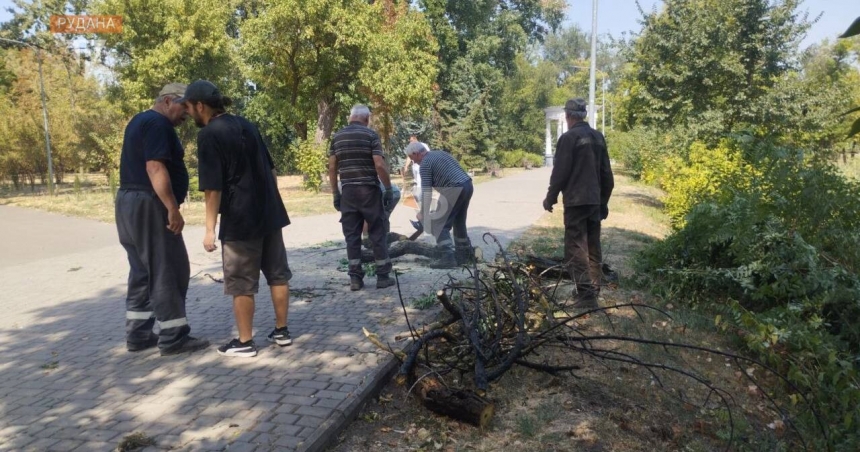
[
  {"xmin": 340, "ymin": 184, "xmax": 392, "ymax": 278},
  {"xmin": 563, "ymin": 205, "xmax": 602, "ymax": 303},
  {"xmin": 115, "ymin": 189, "xmax": 191, "ymax": 349},
  {"xmin": 433, "ymin": 180, "xmax": 474, "ymax": 255}
]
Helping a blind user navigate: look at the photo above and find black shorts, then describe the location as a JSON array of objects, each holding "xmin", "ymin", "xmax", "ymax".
[{"xmin": 222, "ymin": 229, "xmax": 292, "ymax": 296}]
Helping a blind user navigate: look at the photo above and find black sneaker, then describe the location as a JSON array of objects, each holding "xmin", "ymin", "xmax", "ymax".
[
  {"xmin": 267, "ymin": 327, "xmax": 292, "ymax": 346},
  {"xmin": 376, "ymin": 275, "xmax": 395, "ymax": 289},
  {"xmin": 350, "ymin": 276, "xmax": 364, "ymax": 291},
  {"xmin": 217, "ymin": 338, "xmax": 258, "ymax": 357},
  {"xmin": 159, "ymin": 336, "xmax": 210, "ymax": 356},
  {"xmin": 127, "ymin": 334, "xmax": 159, "ymax": 352}
]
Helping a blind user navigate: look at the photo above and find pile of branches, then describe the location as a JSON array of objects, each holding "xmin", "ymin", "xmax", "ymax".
[{"xmin": 367, "ymin": 233, "xmax": 829, "ymax": 451}]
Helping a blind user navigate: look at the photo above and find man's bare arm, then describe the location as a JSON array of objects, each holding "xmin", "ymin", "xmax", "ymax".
[
  {"xmin": 373, "ymin": 155, "xmax": 392, "ymax": 188},
  {"xmin": 328, "ymin": 156, "xmax": 339, "ymax": 193},
  {"xmin": 145, "ymin": 160, "xmax": 183, "ymax": 234},
  {"xmin": 202, "ymin": 190, "xmax": 221, "ymax": 252}
]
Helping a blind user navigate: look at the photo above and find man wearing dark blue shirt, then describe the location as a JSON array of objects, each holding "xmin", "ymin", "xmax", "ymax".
[{"xmin": 116, "ymin": 83, "xmax": 209, "ymax": 356}]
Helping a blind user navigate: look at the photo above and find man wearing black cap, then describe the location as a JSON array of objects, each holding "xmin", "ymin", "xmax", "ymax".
[
  {"xmin": 116, "ymin": 83, "xmax": 209, "ymax": 356},
  {"xmin": 182, "ymin": 80, "xmax": 293, "ymax": 358},
  {"xmin": 543, "ymin": 98, "xmax": 614, "ymax": 309}
]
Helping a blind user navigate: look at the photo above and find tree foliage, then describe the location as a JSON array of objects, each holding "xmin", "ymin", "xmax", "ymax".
[
  {"xmin": 240, "ymin": 0, "xmax": 438, "ymax": 148},
  {"xmin": 620, "ymin": 0, "xmax": 810, "ymax": 135}
]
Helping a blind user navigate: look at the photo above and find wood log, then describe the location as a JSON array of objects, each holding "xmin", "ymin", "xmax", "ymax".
[
  {"xmin": 360, "ymin": 240, "xmax": 449, "ymax": 263},
  {"xmin": 412, "ymin": 375, "xmax": 495, "ymax": 429}
]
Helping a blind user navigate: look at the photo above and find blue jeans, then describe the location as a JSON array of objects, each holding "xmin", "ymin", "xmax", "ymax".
[{"xmin": 434, "ymin": 180, "xmax": 473, "ymax": 252}]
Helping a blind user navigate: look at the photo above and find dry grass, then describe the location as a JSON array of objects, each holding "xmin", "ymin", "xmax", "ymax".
[
  {"xmin": 330, "ymin": 172, "xmax": 795, "ymax": 452},
  {"xmin": 0, "ymin": 169, "xmax": 524, "ymax": 225}
]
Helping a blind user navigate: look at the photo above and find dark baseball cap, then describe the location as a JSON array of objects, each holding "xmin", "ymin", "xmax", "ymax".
[
  {"xmin": 564, "ymin": 98, "xmax": 587, "ymax": 112},
  {"xmin": 176, "ymin": 80, "xmax": 233, "ymax": 107}
]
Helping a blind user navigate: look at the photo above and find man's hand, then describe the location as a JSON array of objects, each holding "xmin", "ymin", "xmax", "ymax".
[
  {"xmin": 601, "ymin": 203, "xmax": 609, "ymax": 220},
  {"xmin": 383, "ymin": 188, "xmax": 394, "ymax": 209},
  {"xmin": 203, "ymin": 230, "xmax": 217, "ymax": 252},
  {"xmin": 416, "ymin": 211, "xmax": 424, "ymax": 222},
  {"xmin": 333, "ymin": 193, "xmax": 342, "ymax": 211},
  {"xmin": 166, "ymin": 207, "xmax": 185, "ymax": 234},
  {"xmin": 542, "ymin": 198, "xmax": 555, "ymax": 213}
]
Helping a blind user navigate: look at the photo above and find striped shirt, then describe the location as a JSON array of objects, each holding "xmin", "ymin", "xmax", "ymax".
[
  {"xmin": 419, "ymin": 151, "xmax": 471, "ymax": 207},
  {"xmin": 329, "ymin": 122, "xmax": 384, "ymax": 186}
]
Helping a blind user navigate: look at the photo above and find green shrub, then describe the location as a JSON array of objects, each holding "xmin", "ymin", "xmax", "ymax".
[
  {"xmin": 636, "ymin": 135, "xmax": 860, "ymax": 450},
  {"xmin": 499, "ymin": 149, "xmax": 543, "ymax": 168},
  {"xmin": 187, "ymin": 176, "xmax": 204, "ymax": 202},
  {"xmin": 292, "ymin": 138, "xmax": 329, "ymax": 192}
]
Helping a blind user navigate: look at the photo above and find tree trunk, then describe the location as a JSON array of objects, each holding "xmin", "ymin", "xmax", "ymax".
[
  {"xmin": 314, "ymin": 97, "xmax": 337, "ymax": 144},
  {"xmin": 360, "ymin": 239, "xmax": 451, "ymax": 263},
  {"xmin": 412, "ymin": 376, "xmax": 495, "ymax": 429}
]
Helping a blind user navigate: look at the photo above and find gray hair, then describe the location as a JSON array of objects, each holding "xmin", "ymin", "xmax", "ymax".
[
  {"xmin": 349, "ymin": 104, "xmax": 371, "ymax": 122},
  {"xmin": 155, "ymin": 94, "xmax": 178, "ymax": 104},
  {"xmin": 405, "ymin": 142, "xmax": 427, "ymax": 156}
]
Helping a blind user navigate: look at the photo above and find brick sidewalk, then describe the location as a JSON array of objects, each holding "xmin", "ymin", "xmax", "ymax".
[{"xmin": 0, "ymin": 168, "xmax": 551, "ymax": 451}]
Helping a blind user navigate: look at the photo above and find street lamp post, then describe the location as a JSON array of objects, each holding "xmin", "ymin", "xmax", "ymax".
[
  {"xmin": 0, "ymin": 37, "xmax": 54, "ymax": 195},
  {"xmin": 588, "ymin": 0, "xmax": 598, "ymax": 128}
]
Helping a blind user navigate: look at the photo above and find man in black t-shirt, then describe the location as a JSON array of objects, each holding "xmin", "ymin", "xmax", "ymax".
[
  {"xmin": 182, "ymin": 80, "xmax": 292, "ymax": 358},
  {"xmin": 116, "ymin": 83, "xmax": 209, "ymax": 356}
]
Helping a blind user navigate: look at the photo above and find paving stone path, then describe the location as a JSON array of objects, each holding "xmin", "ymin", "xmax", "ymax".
[{"xmin": 0, "ymin": 167, "xmax": 550, "ymax": 451}]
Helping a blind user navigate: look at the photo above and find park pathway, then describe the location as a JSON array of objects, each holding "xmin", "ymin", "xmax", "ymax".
[{"xmin": 0, "ymin": 167, "xmax": 550, "ymax": 452}]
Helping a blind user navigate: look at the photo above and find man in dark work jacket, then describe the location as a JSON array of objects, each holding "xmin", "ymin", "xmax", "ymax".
[{"xmin": 543, "ymin": 98, "xmax": 614, "ymax": 308}]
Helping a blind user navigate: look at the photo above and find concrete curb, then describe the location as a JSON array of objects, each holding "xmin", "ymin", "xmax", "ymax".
[{"xmin": 299, "ymin": 355, "xmax": 400, "ymax": 452}]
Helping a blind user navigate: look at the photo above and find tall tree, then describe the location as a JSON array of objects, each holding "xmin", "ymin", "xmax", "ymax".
[
  {"xmin": 240, "ymin": 0, "xmax": 437, "ymax": 147},
  {"xmin": 619, "ymin": 0, "xmax": 810, "ymax": 134},
  {"xmin": 93, "ymin": 0, "xmax": 241, "ymax": 114}
]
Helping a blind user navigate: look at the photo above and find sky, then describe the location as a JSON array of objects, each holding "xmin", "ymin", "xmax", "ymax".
[
  {"xmin": 566, "ymin": 0, "xmax": 858, "ymax": 50},
  {"xmin": 0, "ymin": 0, "xmax": 855, "ymax": 51}
]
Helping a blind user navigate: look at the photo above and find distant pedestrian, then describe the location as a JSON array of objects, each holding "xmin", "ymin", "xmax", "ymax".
[
  {"xmin": 116, "ymin": 83, "xmax": 209, "ymax": 356},
  {"xmin": 184, "ymin": 80, "xmax": 293, "ymax": 358},
  {"xmin": 328, "ymin": 105, "xmax": 396, "ymax": 291},
  {"xmin": 543, "ymin": 98, "xmax": 614, "ymax": 309},
  {"xmin": 404, "ymin": 143, "xmax": 473, "ymax": 267},
  {"xmin": 402, "ymin": 134, "xmax": 429, "ymax": 204}
]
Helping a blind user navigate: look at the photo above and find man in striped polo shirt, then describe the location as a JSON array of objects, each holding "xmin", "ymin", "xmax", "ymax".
[
  {"xmin": 328, "ymin": 105, "xmax": 396, "ymax": 290},
  {"xmin": 404, "ymin": 143, "xmax": 474, "ymax": 267}
]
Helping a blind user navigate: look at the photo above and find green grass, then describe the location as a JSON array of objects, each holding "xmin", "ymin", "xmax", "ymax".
[
  {"xmin": 411, "ymin": 293, "xmax": 437, "ymax": 310},
  {"xmin": 1, "ymin": 169, "xmax": 525, "ymax": 224}
]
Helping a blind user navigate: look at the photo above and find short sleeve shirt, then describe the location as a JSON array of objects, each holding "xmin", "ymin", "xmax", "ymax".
[
  {"xmin": 328, "ymin": 122, "xmax": 384, "ymax": 186},
  {"xmin": 197, "ymin": 114, "xmax": 290, "ymax": 241},
  {"xmin": 119, "ymin": 110, "xmax": 188, "ymax": 204}
]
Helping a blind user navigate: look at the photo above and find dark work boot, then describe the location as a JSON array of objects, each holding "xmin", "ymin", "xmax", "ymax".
[
  {"xmin": 127, "ymin": 333, "xmax": 159, "ymax": 352},
  {"xmin": 160, "ymin": 336, "xmax": 210, "ymax": 356},
  {"xmin": 431, "ymin": 251, "xmax": 457, "ymax": 269},
  {"xmin": 376, "ymin": 274, "xmax": 395, "ymax": 289},
  {"xmin": 350, "ymin": 276, "xmax": 364, "ymax": 291},
  {"xmin": 455, "ymin": 246, "xmax": 474, "ymax": 266}
]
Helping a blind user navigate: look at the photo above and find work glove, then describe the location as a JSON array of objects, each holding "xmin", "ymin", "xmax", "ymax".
[
  {"xmin": 600, "ymin": 203, "xmax": 609, "ymax": 220},
  {"xmin": 383, "ymin": 187, "xmax": 394, "ymax": 209},
  {"xmin": 333, "ymin": 193, "xmax": 342, "ymax": 212},
  {"xmin": 542, "ymin": 197, "xmax": 556, "ymax": 213}
]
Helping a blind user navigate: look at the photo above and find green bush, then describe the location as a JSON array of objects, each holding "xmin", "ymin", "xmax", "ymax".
[
  {"xmin": 636, "ymin": 135, "xmax": 860, "ymax": 450},
  {"xmin": 187, "ymin": 176, "xmax": 204, "ymax": 202},
  {"xmin": 499, "ymin": 149, "xmax": 544, "ymax": 168},
  {"xmin": 292, "ymin": 138, "xmax": 329, "ymax": 192}
]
